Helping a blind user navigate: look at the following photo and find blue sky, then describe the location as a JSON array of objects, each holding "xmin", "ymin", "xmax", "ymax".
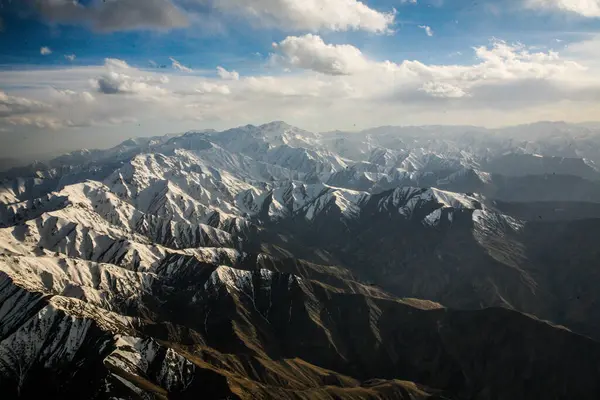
[
  {"xmin": 1, "ymin": 0, "xmax": 600, "ymax": 158},
  {"xmin": 2, "ymin": 0, "xmax": 599, "ymax": 68}
]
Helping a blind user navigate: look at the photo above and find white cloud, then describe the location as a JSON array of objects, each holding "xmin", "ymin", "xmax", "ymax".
[
  {"xmin": 0, "ymin": 91, "xmax": 51, "ymax": 117},
  {"xmin": 65, "ymin": 54, "xmax": 76, "ymax": 61},
  {"xmin": 93, "ymin": 58, "xmax": 169, "ymax": 96},
  {"xmin": 105, "ymin": 58, "xmax": 131, "ymax": 70},
  {"xmin": 40, "ymin": 46, "xmax": 52, "ymax": 55},
  {"xmin": 53, "ymin": 89, "xmax": 95, "ymax": 104},
  {"xmin": 1, "ymin": 36, "xmax": 600, "ymax": 147},
  {"xmin": 205, "ymin": 0, "xmax": 395, "ymax": 33},
  {"xmin": 195, "ymin": 82, "xmax": 231, "ymax": 95},
  {"xmin": 271, "ymin": 34, "xmax": 370, "ymax": 75},
  {"xmin": 525, "ymin": 0, "xmax": 600, "ymax": 17},
  {"xmin": 94, "ymin": 72, "xmax": 130, "ymax": 94},
  {"xmin": 30, "ymin": 0, "xmax": 189, "ymax": 32},
  {"xmin": 170, "ymin": 57, "xmax": 193, "ymax": 73},
  {"xmin": 420, "ymin": 82, "xmax": 468, "ymax": 98},
  {"xmin": 401, "ymin": 0, "xmax": 418, "ymax": 4},
  {"xmin": 93, "ymin": 72, "xmax": 169, "ymax": 96},
  {"xmin": 5, "ymin": 116, "xmax": 71, "ymax": 130},
  {"xmin": 418, "ymin": 25, "xmax": 434, "ymax": 37},
  {"xmin": 216, "ymin": 66, "xmax": 240, "ymax": 80}
]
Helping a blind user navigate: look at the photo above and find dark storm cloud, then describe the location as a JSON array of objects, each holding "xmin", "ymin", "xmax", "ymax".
[{"xmin": 30, "ymin": 0, "xmax": 189, "ymax": 32}]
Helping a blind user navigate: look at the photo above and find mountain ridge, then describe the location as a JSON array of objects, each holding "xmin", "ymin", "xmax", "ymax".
[{"xmin": 3, "ymin": 121, "xmax": 600, "ymax": 398}]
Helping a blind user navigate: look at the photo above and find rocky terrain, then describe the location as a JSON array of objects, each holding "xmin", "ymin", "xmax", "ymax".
[{"xmin": 2, "ymin": 121, "xmax": 600, "ymax": 399}]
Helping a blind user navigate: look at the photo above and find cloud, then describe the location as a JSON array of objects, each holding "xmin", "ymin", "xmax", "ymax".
[
  {"xmin": 1, "ymin": 36, "xmax": 600, "ymax": 146},
  {"xmin": 40, "ymin": 46, "xmax": 52, "ymax": 55},
  {"xmin": 93, "ymin": 72, "xmax": 168, "ymax": 96},
  {"xmin": 170, "ymin": 57, "xmax": 193, "ymax": 73},
  {"xmin": 53, "ymin": 89, "xmax": 95, "ymax": 104},
  {"xmin": 105, "ymin": 58, "xmax": 131, "ymax": 70},
  {"xmin": 203, "ymin": 0, "xmax": 395, "ymax": 33},
  {"xmin": 65, "ymin": 54, "xmax": 76, "ymax": 61},
  {"xmin": 195, "ymin": 82, "xmax": 231, "ymax": 95},
  {"xmin": 5, "ymin": 116, "xmax": 71, "ymax": 130},
  {"xmin": 93, "ymin": 58, "xmax": 169, "ymax": 96},
  {"xmin": 418, "ymin": 25, "xmax": 434, "ymax": 37},
  {"xmin": 271, "ymin": 34, "xmax": 370, "ymax": 75},
  {"xmin": 525, "ymin": 0, "xmax": 600, "ymax": 17},
  {"xmin": 0, "ymin": 89, "xmax": 81, "ymax": 130},
  {"xmin": 94, "ymin": 72, "xmax": 128, "ymax": 94},
  {"xmin": 265, "ymin": 36, "xmax": 590, "ymax": 105},
  {"xmin": 420, "ymin": 82, "xmax": 468, "ymax": 98},
  {"xmin": 216, "ymin": 66, "xmax": 240, "ymax": 80},
  {"xmin": 564, "ymin": 34, "xmax": 600, "ymax": 58},
  {"xmin": 0, "ymin": 62, "xmax": 179, "ymax": 138},
  {"xmin": 30, "ymin": 0, "xmax": 188, "ymax": 32},
  {"xmin": 401, "ymin": 0, "xmax": 418, "ymax": 4},
  {"xmin": 0, "ymin": 91, "xmax": 51, "ymax": 117}
]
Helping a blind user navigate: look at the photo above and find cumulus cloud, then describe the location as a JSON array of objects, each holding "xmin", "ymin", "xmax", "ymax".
[
  {"xmin": 170, "ymin": 57, "xmax": 193, "ymax": 73},
  {"xmin": 0, "ymin": 89, "xmax": 87, "ymax": 131},
  {"xmin": 93, "ymin": 72, "xmax": 168, "ymax": 95},
  {"xmin": 418, "ymin": 25, "xmax": 434, "ymax": 37},
  {"xmin": 1, "ymin": 36, "xmax": 600, "ymax": 144},
  {"xmin": 40, "ymin": 46, "xmax": 52, "ymax": 55},
  {"xmin": 105, "ymin": 58, "xmax": 131, "ymax": 70},
  {"xmin": 0, "ymin": 91, "xmax": 51, "ymax": 117},
  {"xmin": 92, "ymin": 72, "xmax": 124, "ymax": 94},
  {"xmin": 204, "ymin": 0, "xmax": 395, "ymax": 33},
  {"xmin": 5, "ymin": 116, "xmax": 72, "ymax": 130},
  {"xmin": 65, "ymin": 54, "xmax": 76, "ymax": 61},
  {"xmin": 216, "ymin": 66, "xmax": 240, "ymax": 80},
  {"xmin": 30, "ymin": 0, "xmax": 188, "ymax": 32},
  {"xmin": 93, "ymin": 58, "xmax": 169, "ymax": 96},
  {"xmin": 195, "ymin": 82, "xmax": 231, "ymax": 95},
  {"xmin": 271, "ymin": 34, "xmax": 370, "ymax": 75},
  {"xmin": 265, "ymin": 36, "xmax": 590, "ymax": 105},
  {"xmin": 525, "ymin": 0, "xmax": 600, "ymax": 17},
  {"xmin": 53, "ymin": 89, "xmax": 95, "ymax": 104},
  {"xmin": 420, "ymin": 82, "xmax": 468, "ymax": 98}
]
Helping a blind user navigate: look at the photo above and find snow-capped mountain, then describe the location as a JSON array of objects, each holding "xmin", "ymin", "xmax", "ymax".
[{"xmin": 3, "ymin": 121, "xmax": 600, "ymax": 398}]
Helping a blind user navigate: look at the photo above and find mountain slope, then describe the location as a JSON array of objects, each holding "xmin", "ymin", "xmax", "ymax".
[{"xmin": 3, "ymin": 121, "xmax": 600, "ymax": 398}]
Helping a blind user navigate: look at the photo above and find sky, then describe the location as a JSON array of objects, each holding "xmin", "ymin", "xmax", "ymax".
[{"xmin": 1, "ymin": 0, "xmax": 600, "ymax": 159}]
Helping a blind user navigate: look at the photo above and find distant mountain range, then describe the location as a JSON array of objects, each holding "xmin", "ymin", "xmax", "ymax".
[{"xmin": 2, "ymin": 121, "xmax": 600, "ymax": 399}]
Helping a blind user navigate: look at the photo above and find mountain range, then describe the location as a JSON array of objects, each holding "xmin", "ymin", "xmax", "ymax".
[{"xmin": 2, "ymin": 121, "xmax": 600, "ymax": 399}]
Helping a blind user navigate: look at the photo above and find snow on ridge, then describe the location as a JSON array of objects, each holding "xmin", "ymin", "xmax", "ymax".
[
  {"xmin": 303, "ymin": 185, "xmax": 368, "ymax": 221},
  {"xmin": 49, "ymin": 295, "xmax": 135, "ymax": 334},
  {"xmin": 0, "ymin": 294, "xmax": 133, "ymax": 377},
  {"xmin": 183, "ymin": 247, "xmax": 242, "ymax": 266},
  {"xmin": 206, "ymin": 265, "xmax": 273, "ymax": 294},
  {"xmin": 423, "ymin": 208, "xmax": 443, "ymax": 226},
  {"xmin": 472, "ymin": 209, "xmax": 524, "ymax": 233},
  {"xmin": 299, "ymin": 184, "xmax": 480, "ymax": 223},
  {"xmin": 430, "ymin": 188, "xmax": 479, "ymax": 209},
  {"xmin": 375, "ymin": 186, "xmax": 483, "ymax": 225},
  {"xmin": 0, "ymin": 302, "xmax": 99, "ymax": 372},
  {"xmin": 0, "ymin": 252, "xmax": 157, "ymax": 313},
  {"xmin": 105, "ymin": 335, "xmax": 196, "ymax": 392}
]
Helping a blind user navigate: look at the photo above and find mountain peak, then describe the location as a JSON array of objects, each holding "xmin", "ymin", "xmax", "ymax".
[
  {"xmin": 259, "ymin": 120, "xmax": 293, "ymax": 130},
  {"xmin": 4, "ymin": 121, "xmax": 600, "ymax": 399}
]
